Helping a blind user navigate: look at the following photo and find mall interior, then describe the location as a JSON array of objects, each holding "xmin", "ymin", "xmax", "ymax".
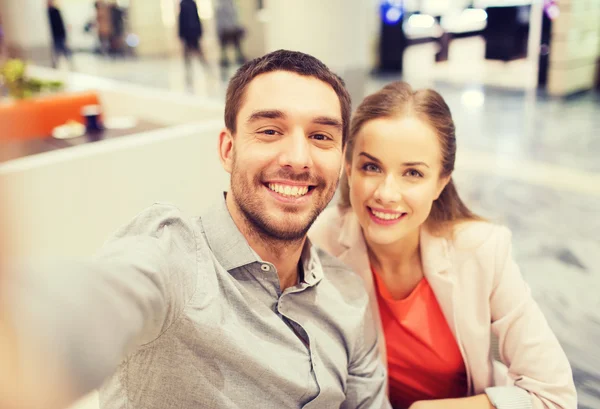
[{"xmin": 0, "ymin": 1, "xmax": 599, "ymax": 408}]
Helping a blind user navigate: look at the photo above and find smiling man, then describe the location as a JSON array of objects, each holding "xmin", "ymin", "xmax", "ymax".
[
  {"xmin": 3, "ymin": 50, "xmax": 390, "ymax": 409},
  {"xmin": 221, "ymin": 67, "xmax": 347, "ymax": 291}
]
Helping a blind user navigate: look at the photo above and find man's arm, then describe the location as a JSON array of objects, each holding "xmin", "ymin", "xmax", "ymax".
[
  {"xmin": 341, "ymin": 301, "xmax": 391, "ymax": 409},
  {"xmin": 1, "ymin": 204, "xmax": 198, "ymax": 409}
]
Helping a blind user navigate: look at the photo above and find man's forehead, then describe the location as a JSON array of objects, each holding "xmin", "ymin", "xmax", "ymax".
[{"xmin": 239, "ymin": 71, "xmax": 342, "ymax": 120}]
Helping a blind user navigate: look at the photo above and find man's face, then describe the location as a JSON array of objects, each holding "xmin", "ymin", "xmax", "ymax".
[{"xmin": 220, "ymin": 71, "xmax": 344, "ymax": 241}]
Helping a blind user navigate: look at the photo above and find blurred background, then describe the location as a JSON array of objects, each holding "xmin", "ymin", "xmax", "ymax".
[{"xmin": 0, "ymin": 1, "xmax": 598, "ymax": 408}]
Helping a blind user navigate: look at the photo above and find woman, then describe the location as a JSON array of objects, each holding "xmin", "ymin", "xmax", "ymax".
[{"xmin": 309, "ymin": 81, "xmax": 576, "ymax": 409}]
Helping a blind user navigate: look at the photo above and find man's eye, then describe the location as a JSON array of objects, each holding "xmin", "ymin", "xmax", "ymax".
[{"xmin": 311, "ymin": 134, "xmax": 331, "ymax": 141}]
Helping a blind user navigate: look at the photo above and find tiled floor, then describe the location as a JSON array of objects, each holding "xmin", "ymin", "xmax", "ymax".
[{"xmin": 44, "ymin": 39, "xmax": 600, "ymax": 409}]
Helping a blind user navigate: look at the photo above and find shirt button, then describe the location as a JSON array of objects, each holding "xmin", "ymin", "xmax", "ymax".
[{"xmin": 261, "ymin": 264, "xmax": 270, "ymax": 272}]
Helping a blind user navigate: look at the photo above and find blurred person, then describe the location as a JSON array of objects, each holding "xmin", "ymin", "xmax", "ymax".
[
  {"xmin": 0, "ymin": 14, "xmax": 5, "ymax": 59},
  {"xmin": 310, "ymin": 81, "xmax": 577, "ymax": 409},
  {"xmin": 178, "ymin": 0, "xmax": 208, "ymax": 78},
  {"xmin": 95, "ymin": 0, "xmax": 112, "ymax": 55},
  {"xmin": 47, "ymin": 0, "xmax": 73, "ymax": 68},
  {"xmin": 0, "ymin": 50, "xmax": 391, "ymax": 409},
  {"xmin": 215, "ymin": 0, "xmax": 246, "ymax": 67},
  {"xmin": 109, "ymin": 0, "xmax": 125, "ymax": 57}
]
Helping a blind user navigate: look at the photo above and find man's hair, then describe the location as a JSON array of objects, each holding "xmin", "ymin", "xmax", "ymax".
[{"xmin": 224, "ymin": 49, "xmax": 351, "ymax": 145}]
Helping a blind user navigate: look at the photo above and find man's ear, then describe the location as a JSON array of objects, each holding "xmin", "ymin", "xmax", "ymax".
[{"xmin": 218, "ymin": 128, "xmax": 234, "ymax": 174}]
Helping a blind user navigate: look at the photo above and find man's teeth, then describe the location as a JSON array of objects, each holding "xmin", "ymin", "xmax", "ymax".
[
  {"xmin": 372, "ymin": 210, "xmax": 403, "ymax": 220},
  {"xmin": 268, "ymin": 183, "xmax": 309, "ymax": 198}
]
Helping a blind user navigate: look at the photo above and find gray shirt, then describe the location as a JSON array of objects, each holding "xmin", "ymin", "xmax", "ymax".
[{"xmin": 13, "ymin": 195, "xmax": 390, "ymax": 409}]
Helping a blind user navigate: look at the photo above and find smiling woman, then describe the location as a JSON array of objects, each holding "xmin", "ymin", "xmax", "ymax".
[
  {"xmin": 310, "ymin": 81, "xmax": 577, "ymax": 409},
  {"xmin": 339, "ymin": 82, "xmax": 479, "ymax": 232}
]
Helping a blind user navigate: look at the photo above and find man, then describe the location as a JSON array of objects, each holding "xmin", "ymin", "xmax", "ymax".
[
  {"xmin": 2, "ymin": 50, "xmax": 390, "ymax": 409},
  {"xmin": 47, "ymin": 0, "xmax": 73, "ymax": 68}
]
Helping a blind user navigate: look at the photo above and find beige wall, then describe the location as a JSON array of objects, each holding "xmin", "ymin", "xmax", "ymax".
[{"xmin": 0, "ymin": 0, "xmax": 51, "ymax": 59}]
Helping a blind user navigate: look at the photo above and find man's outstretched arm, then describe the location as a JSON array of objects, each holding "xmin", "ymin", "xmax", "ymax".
[{"xmin": 0, "ymin": 204, "xmax": 199, "ymax": 409}]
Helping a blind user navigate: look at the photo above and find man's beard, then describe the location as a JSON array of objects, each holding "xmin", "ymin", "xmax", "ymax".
[{"xmin": 230, "ymin": 160, "xmax": 338, "ymax": 243}]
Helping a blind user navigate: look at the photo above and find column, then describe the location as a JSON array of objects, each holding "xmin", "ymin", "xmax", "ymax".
[
  {"xmin": 262, "ymin": 0, "xmax": 377, "ymax": 103},
  {"xmin": 127, "ymin": 0, "xmax": 179, "ymax": 57},
  {"xmin": 0, "ymin": 0, "xmax": 52, "ymax": 63}
]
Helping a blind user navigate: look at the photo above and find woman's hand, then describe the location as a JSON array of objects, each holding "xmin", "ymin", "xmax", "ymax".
[{"xmin": 409, "ymin": 394, "xmax": 494, "ymax": 409}]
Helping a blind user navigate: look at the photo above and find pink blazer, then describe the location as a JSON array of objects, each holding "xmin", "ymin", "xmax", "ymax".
[{"xmin": 309, "ymin": 206, "xmax": 577, "ymax": 409}]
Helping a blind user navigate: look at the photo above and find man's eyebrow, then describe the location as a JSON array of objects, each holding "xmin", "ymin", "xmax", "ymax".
[
  {"xmin": 312, "ymin": 116, "xmax": 343, "ymax": 130},
  {"xmin": 246, "ymin": 110, "xmax": 287, "ymax": 123}
]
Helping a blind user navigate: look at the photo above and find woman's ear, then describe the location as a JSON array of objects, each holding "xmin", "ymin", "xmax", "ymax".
[
  {"xmin": 344, "ymin": 161, "xmax": 352, "ymax": 180},
  {"xmin": 435, "ymin": 174, "xmax": 451, "ymax": 200}
]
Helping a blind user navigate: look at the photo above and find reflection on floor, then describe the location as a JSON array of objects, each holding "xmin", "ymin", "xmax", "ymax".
[{"xmin": 46, "ymin": 46, "xmax": 600, "ymax": 409}]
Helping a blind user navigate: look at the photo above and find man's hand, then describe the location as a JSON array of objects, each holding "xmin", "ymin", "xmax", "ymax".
[{"xmin": 0, "ymin": 186, "xmax": 75, "ymax": 409}]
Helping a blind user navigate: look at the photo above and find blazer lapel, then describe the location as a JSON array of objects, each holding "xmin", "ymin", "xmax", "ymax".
[
  {"xmin": 337, "ymin": 211, "xmax": 372, "ymax": 289},
  {"xmin": 336, "ymin": 211, "xmax": 387, "ymax": 365},
  {"xmin": 421, "ymin": 228, "xmax": 473, "ymax": 393},
  {"xmin": 421, "ymin": 228, "xmax": 455, "ymax": 333}
]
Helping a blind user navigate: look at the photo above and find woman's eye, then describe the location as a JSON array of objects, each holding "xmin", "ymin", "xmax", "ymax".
[
  {"xmin": 405, "ymin": 169, "xmax": 423, "ymax": 178},
  {"xmin": 362, "ymin": 163, "xmax": 380, "ymax": 172}
]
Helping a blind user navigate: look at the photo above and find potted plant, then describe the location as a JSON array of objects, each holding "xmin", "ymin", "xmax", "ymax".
[{"xmin": 0, "ymin": 59, "xmax": 64, "ymax": 100}]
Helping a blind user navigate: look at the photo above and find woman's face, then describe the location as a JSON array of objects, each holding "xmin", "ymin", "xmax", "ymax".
[{"xmin": 346, "ymin": 115, "xmax": 449, "ymax": 247}]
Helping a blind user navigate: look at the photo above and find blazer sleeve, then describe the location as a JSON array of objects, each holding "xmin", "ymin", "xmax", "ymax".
[
  {"xmin": 487, "ymin": 226, "xmax": 577, "ymax": 409},
  {"xmin": 308, "ymin": 205, "xmax": 345, "ymax": 255}
]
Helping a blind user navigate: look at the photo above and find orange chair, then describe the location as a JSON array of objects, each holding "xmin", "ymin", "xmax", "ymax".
[{"xmin": 0, "ymin": 91, "xmax": 101, "ymax": 140}]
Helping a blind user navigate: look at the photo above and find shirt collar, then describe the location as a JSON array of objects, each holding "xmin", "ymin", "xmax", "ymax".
[
  {"xmin": 200, "ymin": 193, "xmax": 324, "ymax": 286},
  {"xmin": 199, "ymin": 193, "xmax": 260, "ymax": 271},
  {"xmin": 300, "ymin": 239, "xmax": 324, "ymax": 286}
]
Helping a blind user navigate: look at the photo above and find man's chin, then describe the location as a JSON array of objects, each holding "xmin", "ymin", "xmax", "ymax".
[{"xmin": 256, "ymin": 214, "xmax": 315, "ymax": 241}]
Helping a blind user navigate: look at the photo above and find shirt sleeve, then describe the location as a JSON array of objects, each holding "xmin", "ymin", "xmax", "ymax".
[
  {"xmin": 6, "ymin": 204, "xmax": 199, "ymax": 399},
  {"xmin": 488, "ymin": 226, "xmax": 577, "ymax": 409},
  {"xmin": 341, "ymin": 299, "xmax": 391, "ymax": 409}
]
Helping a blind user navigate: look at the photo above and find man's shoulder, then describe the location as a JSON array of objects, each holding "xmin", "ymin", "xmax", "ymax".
[
  {"xmin": 108, "ymin": 203, "xmax": 200, "ymax": 249},
  {"xmin": 315, "ymin": 247, "xmax": 368, "ymax": 302}
]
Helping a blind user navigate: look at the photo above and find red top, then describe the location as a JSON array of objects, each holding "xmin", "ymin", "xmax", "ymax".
[{"xmin": 372, "ymin": 269, "xmax": 468, "ymax": 409}]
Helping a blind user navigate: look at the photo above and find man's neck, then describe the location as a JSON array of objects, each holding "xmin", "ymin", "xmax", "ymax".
[
  {"xmin": 252, "ymin": 236, "xmax": 305, "ymax": 291},
  {"xmin": 226, "ymin": 194, "xmax": 306, "ymax": 292}
]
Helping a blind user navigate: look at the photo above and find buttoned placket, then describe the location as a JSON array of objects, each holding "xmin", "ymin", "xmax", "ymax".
[{"xmin": 258, "ymin": 261, "xmax": 324, "ymax": 406}]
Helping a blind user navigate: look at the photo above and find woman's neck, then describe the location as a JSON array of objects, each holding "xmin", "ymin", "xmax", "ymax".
[{"xmin": 366, "ymin": 228, "xmax": 422, "ymax": 277}]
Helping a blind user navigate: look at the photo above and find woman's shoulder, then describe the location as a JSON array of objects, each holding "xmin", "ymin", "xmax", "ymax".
[
  {"xmin": 308, "ymin": 205, "xmax": 351, "ymax": 256},
  {"xmin": 446, "ymin": 220, "xmax": 512, "ymax": 257},
  {"xmin": 436, "ymin": 221, "xmax": 514, "ymax": 286}
]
